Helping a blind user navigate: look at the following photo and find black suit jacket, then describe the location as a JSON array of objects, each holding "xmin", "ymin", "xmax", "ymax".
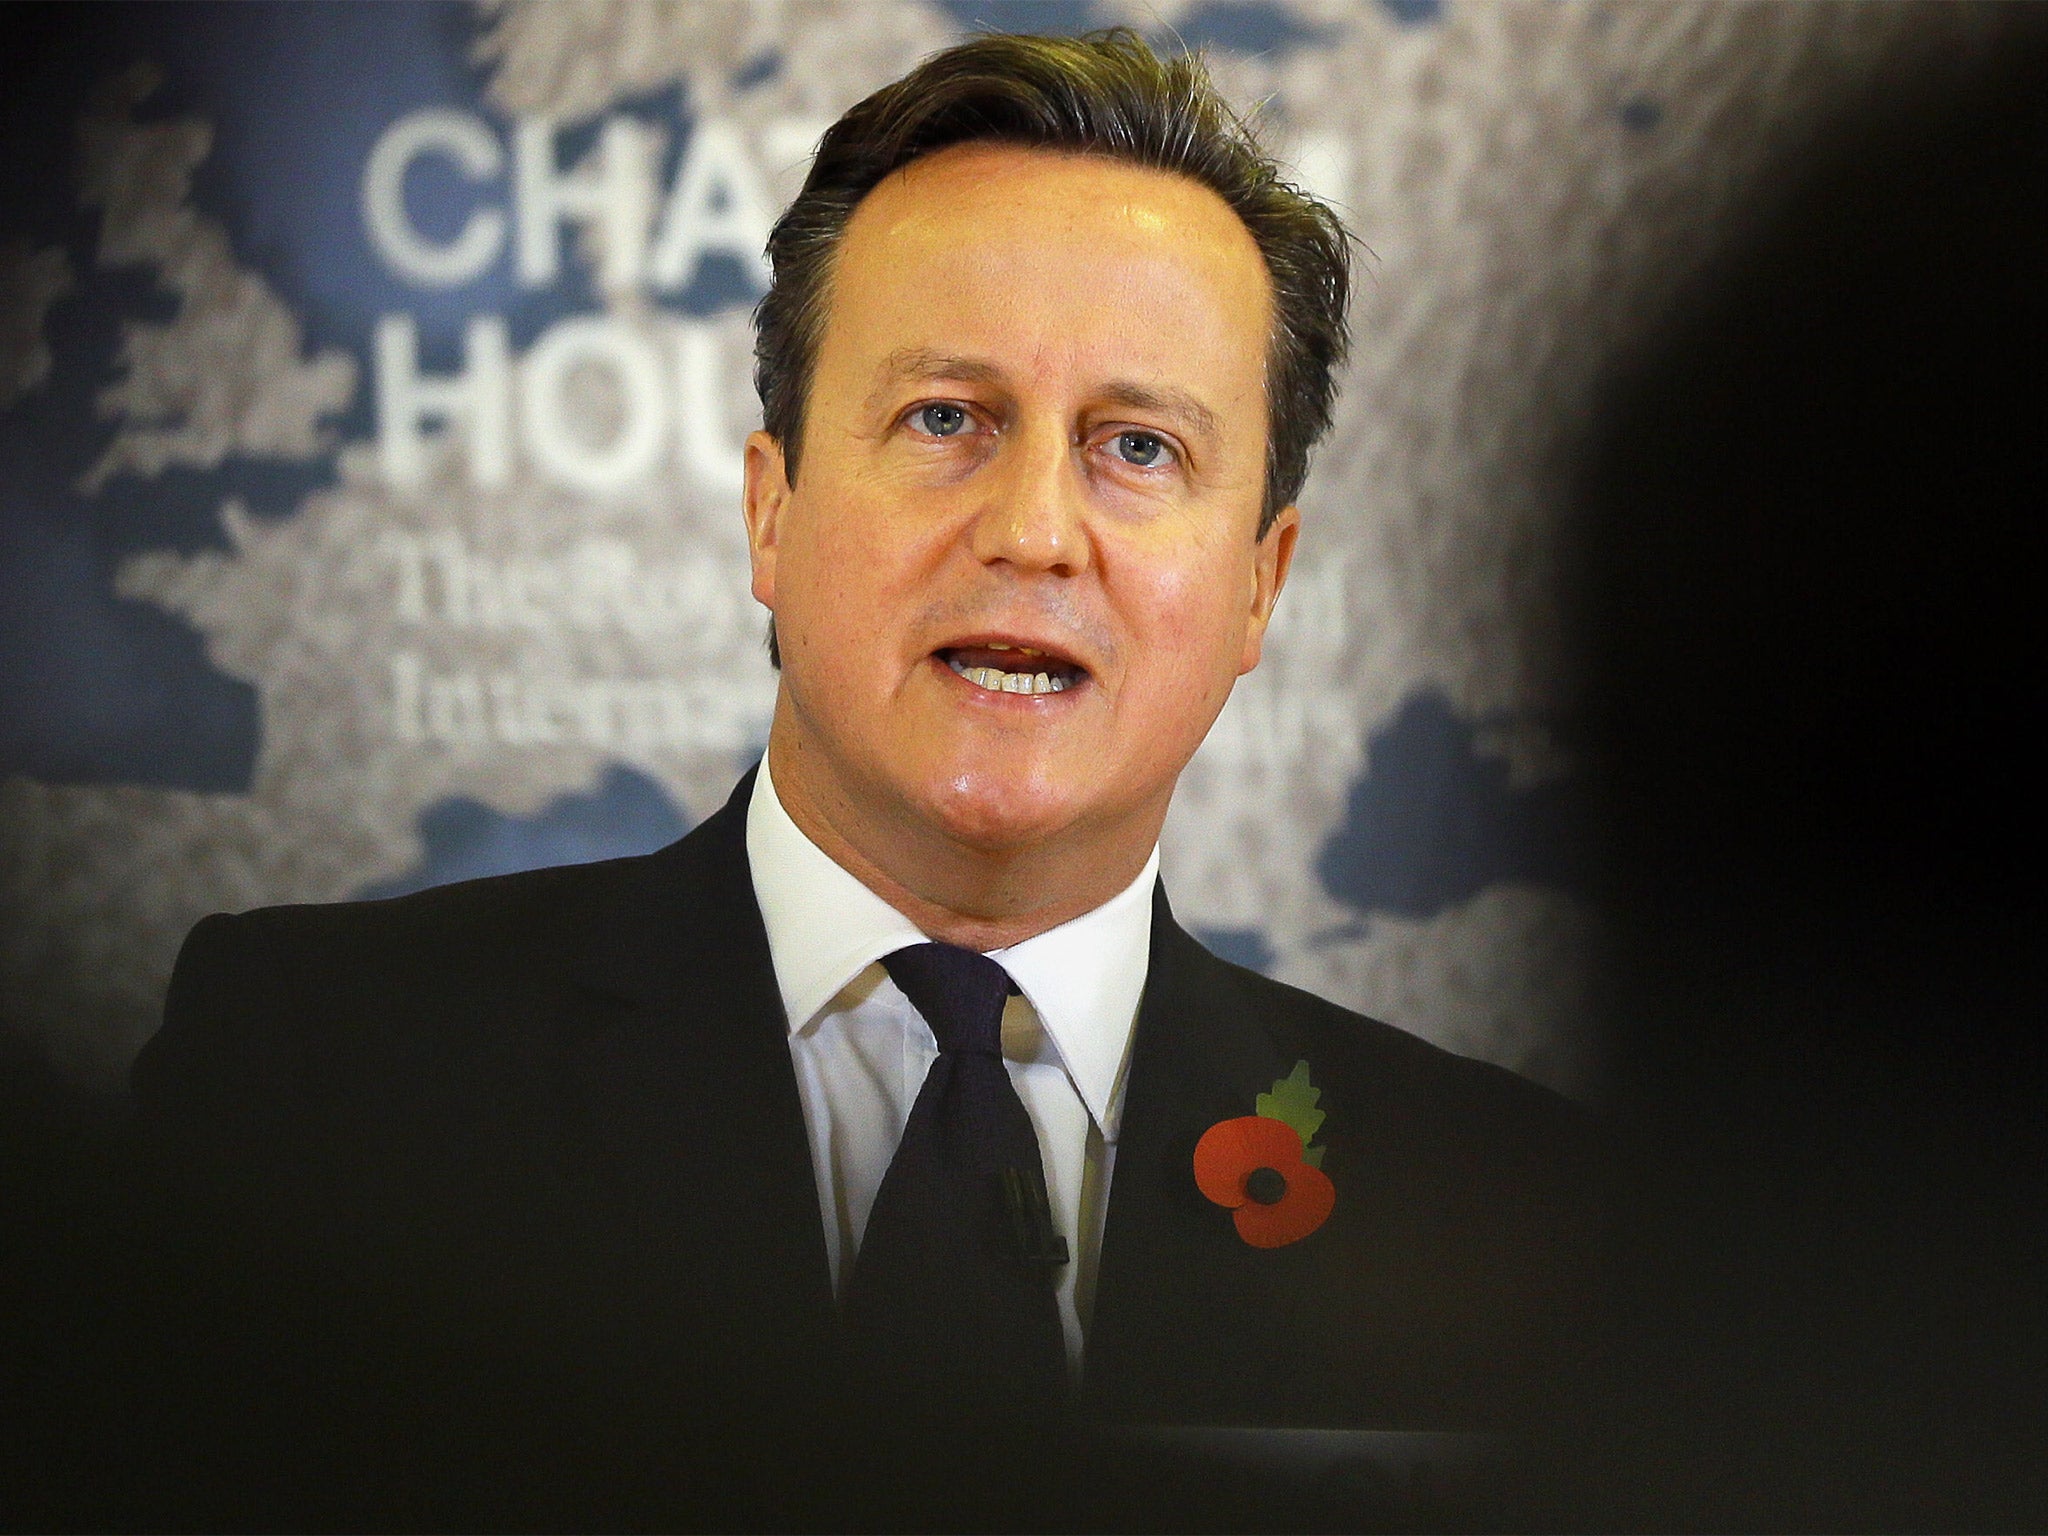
[{"xmin": 122, "ymin": 770, "xmax": 1598, "ymax": 1525}]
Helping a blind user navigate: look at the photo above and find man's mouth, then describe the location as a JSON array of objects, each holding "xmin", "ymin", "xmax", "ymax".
[{"xmin": 938, "ymin": 642, "xmax": 1088, "ymax": 697}]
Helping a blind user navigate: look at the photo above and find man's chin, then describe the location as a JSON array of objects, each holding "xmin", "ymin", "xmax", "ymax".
[{"xmin": 898, "ymin": 768, "xmax": 1094, "ymax": 859}]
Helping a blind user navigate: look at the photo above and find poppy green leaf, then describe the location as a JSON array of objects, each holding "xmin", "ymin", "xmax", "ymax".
[{"xmin": 1256, "ymin": 1059, "xmax": 1326, "ymax": 1148}]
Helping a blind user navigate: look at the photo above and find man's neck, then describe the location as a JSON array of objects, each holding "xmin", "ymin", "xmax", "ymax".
[{"xmin": 764, "ymin": 731, "xmax": 1161, "ymax": 953}]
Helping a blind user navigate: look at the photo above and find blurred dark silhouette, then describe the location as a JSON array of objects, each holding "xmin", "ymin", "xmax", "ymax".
[{"xmin": 1576, "ymin": 27, "xmax": 2048, "ymax": 1530}]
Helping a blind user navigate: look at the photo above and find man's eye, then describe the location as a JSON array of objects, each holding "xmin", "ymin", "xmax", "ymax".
[
  {"xmin": 912, "ymin": 403, "xmax": 970, "ymax": 437},
  {"xmin": 1112, "ymin": 431, "xmax": 1171, "ymax": 468}
]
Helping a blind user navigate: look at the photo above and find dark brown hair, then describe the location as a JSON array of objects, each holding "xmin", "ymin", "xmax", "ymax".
[{"xmin": 753, "ymin": 27, "xmax": 1354, "ymax": 536}]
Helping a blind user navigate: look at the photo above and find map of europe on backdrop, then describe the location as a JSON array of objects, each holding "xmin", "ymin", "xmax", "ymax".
[{"xmin": 0, "ymin": 0, "xmax": 1976, "ymax": 1094}]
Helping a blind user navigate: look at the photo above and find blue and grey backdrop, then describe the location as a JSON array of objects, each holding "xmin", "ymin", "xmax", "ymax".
[{"xmin": 0, "ymin": 0, "xmax": 1991, "ymax": 1094}]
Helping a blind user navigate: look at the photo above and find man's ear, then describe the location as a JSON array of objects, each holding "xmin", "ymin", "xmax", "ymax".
[
  {"xmin": 742, "ymin": 430, "xmax": 791, "ymax": 611},
  {"xmin": 1239, "ymin": 504, "xmax": 1300, "ymax": 676}
]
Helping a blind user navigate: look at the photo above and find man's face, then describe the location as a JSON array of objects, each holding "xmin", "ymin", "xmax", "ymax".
[{"xmin": 745, "ymin": 142, "xmax": 1296, "ymax": 864}]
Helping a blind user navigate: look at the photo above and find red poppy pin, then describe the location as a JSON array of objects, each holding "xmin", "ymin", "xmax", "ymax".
[{"xmin": 1193, "ymin": 1060, "xmax": 1336, "ymax": 1248}]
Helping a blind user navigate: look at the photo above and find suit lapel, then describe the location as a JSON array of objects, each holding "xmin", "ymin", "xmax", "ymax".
[
  {"xmin": 551, "ymin": 768, "xmax": 836, "ymax": 1357},
  {"xmin": 1083, "ymin": 885, "xmax": 1312, "ymax": 1425}
]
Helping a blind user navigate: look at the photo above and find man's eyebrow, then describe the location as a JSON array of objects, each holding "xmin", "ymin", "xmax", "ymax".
[
  {"xmin": 1096, "ymin": 381, "xmax": 1220, "ymax": 442},
  {"xmin": 867, "ymin": 348, "xmax": 1005, "ymax": 411}
]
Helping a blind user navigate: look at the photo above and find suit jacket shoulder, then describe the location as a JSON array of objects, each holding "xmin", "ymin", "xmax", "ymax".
[
  {"xmin": 1209, "ymin": 934, "xmax": 1592, "ymax": 1216},
  {"xmin": 142, "ymin": 853, "xmax": 643, "ymax": 1123}
]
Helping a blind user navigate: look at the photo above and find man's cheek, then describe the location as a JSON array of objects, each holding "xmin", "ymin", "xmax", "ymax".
[{"xmin": 1135, "ymin": 564, "xmax": 1240, "ymax": 655}]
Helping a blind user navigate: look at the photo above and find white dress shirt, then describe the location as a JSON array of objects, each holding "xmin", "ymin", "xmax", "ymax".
[{"xmin": 745, "ymin": 757, "xmax": 1156, "ymax": 1371}]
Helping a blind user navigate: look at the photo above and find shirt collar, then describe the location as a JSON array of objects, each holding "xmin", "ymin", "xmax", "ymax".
[{"xmin": 745, "ymin": 757, "xmax": 1156, "ymax": 1141}]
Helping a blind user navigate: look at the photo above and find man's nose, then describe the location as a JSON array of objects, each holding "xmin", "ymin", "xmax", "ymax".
[{"xmin": 965, "ymin": 420, "xmax": 1092, "ymax": 576}]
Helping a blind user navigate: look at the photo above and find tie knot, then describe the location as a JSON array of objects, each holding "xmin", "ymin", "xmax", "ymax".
[{"xmin": 882, "ymin": 942, "xmax": 1012, "ymax": 1056}]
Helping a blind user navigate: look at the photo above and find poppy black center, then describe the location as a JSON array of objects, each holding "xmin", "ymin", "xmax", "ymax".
[{"xmin": 1244, "ymin": 1166, "xmax": 1288, "ymax": 1205}]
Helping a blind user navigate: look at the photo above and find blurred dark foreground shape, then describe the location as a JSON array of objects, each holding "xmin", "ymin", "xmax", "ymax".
[{"xmin": 1576, "ymin": 23, "xmax": 2048, "ymax": 1530}]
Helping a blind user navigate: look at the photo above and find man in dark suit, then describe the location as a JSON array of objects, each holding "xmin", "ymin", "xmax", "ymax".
[{"xmin": 128, "ymin": 30, "xmax": 1594, "ymax": 1528}]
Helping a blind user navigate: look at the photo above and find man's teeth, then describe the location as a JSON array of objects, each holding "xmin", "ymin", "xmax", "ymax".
[{"xmin": 947, "ymin": 656, "xmax": 1071, "ymax": 694}]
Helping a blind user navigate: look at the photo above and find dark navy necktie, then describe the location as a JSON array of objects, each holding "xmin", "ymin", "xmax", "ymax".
[{"xmin": 841, "ymin": 942, "xmax": 1069, "ymax": 1411}]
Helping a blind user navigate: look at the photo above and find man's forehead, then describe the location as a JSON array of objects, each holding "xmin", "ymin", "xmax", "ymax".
[
  {"xmin": 820, "ymin": 149, "xmax": 1270, "ymax": 419},
  {"xmin": 855, "ymin": 140, "xmax": 1256, "ymax": 248}
]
